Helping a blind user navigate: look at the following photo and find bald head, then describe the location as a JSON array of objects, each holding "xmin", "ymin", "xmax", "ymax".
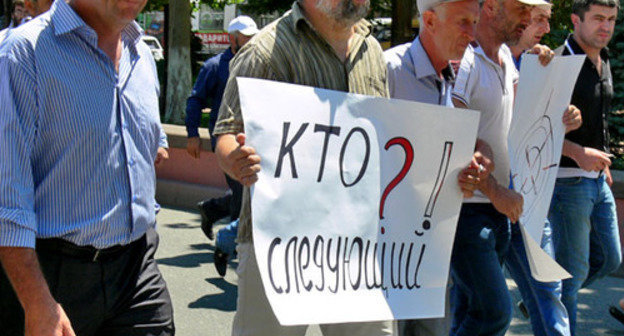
[{"xmin": 420, "ymin": 0, "xmax": 480, "ymax": 62}]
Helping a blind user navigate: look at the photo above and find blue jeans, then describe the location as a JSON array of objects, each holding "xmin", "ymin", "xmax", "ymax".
[
  {"xmin": 548, "ymin": 176, "xmax": 622, "ymax": 335},
  {"xmin": 450, "ymin": 203, "xmax": 512, "ymax": 336},
  {"xmin": 505, "ymin": 221, "xmax": 570, "ymax": 336},
  {"xmin": 216, "ymin": 219, "xmax": 239, "ymax": 257}
]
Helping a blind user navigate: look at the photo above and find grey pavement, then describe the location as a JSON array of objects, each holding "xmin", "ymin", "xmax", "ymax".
[{"xmin": 155, "ymin": 206, "xmax": 624, "ymax": 336}]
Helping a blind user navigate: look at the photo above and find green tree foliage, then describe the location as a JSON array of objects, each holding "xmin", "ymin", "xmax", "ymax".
[
  {"xmin": 239, "ymin": 0, "xmax": 291, "ymax": 14},
  {"xmin": 541, "ymin": 0, "xmax": 572, "ymax": 48},
  {"xmin": 608, "ymin": 7, "xmax": 624, "ymax": 110},
  {"xmin": 239, "ymin": 0, "xmax": 391, "ymax": 17}
]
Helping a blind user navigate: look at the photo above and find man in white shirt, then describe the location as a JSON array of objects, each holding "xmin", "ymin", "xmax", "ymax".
[{"xmin": 449, "ymin": 0, "xmax": 551, "ymax": 335}]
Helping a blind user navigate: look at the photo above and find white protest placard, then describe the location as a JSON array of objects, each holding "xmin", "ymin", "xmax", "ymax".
[
  {"xmin": 239, "ymin": 78, "xmax": 480, "ymax": 325},
  {"xmin": 509, "ymin": 54, "xmax": 585, "ymax": 281}
]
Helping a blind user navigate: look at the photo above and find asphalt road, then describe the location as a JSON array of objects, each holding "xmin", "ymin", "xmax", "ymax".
[{"xmin": 155, "ymin": 206, "xmax": 624, "ymax": 336}]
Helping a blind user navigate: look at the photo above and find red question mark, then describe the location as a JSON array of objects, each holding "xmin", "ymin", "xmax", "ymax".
[{"xmin": 379, "ymin": 137, "xmax": 414, "ymax": 234}]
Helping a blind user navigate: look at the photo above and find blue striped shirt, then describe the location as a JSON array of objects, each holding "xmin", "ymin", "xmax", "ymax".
[{"xmin": 0, "ymin": 0, "xmax": 167, "ymax": 249}]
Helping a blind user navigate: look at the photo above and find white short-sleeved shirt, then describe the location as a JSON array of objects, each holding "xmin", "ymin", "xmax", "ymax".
[{"xmin": 453, "ymin": 43, "xmax": 519, "ymax": 203}]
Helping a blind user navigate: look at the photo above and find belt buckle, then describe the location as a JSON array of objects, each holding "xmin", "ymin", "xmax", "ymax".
[{"xmin": 92, "ymin": 250, "xmax": 101, "ymax": 262}]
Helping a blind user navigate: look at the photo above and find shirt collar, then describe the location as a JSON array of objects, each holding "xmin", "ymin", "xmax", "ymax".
[
  {"xmin": 471, "ymin": 41, "xmax": 506, "ymax": 69},
  {"xmin": 290, "ymin": 1, "xmax": 372, "ymax": 38},
  {"xmin": 121, "ymin": 21, "xmax": 143, "ymax": 46},
  {"xmin": 408, "ymin": 36, "xmax": 438, "ymax": 80},
  {"xmin": 51, "ymin": 0, "xmax": 143, "ymax": 46},
  {"xmin": 51, "ymin": 0, "xmax": 89, "ymax": 36},
  {"xmin": 223, "ymin": 47, "xmax": 234, "ymax": 59},
  {"xmin": 566, "ymin": 34, "xmax": 610, "ymax": 60}
]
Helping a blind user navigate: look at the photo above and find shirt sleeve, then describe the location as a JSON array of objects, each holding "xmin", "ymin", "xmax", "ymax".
[
  {"xmin": 383, "ymin": 51, "xmax": 398, "ymax": 98},
  {"xmin": 0, "ymin": 53, "xmax": 39, "ymax": 248},
  {"xmin": 185, "ymin": 58, "xmax": 218, "ymax": 138},
  {"xmin": 213, "ymin": 45, "xmax": 279, "ymax": 137},
  {"xmin": 452, "ymin": 47, "xmax": 477, "ymax": 107},
  {"xmin": 158, "ymin": 124, "xmax": 168, "ymax": 148}
]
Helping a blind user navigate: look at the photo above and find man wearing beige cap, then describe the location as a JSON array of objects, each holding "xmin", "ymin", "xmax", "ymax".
[
  {"xmin": 449, "ymin": 0, "xmax": 552, "ymax": 335},
  {"xmin": 384, "ymin": 0, "xmax": 483, "ymax": 334}
]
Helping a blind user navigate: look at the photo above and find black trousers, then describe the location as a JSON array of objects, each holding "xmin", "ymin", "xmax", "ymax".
[
  {"xmin": 225, "ymin": 174, "xmax": 243, "ymax": 220},
  {"xmin": 0, "ymin": 263, "xmax": 23, "ymax": 336},
  {"xmin": 0, "ymin": 229, "xmax": 174, "ymax": 336},
  {"xmin": 211, "ymin": 134, "xmax": 242, "ymax": 220}
]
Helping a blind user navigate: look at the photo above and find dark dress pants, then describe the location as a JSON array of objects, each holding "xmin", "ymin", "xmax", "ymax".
[{"xmin": 0, "ymin": 228, "xmax": 174, "ymax": 336}]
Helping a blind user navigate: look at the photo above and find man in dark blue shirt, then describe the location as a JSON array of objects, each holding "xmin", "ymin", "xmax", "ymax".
[{"xmin": 185, "ymin": 16, "xmax": 258, "ymax": 247}]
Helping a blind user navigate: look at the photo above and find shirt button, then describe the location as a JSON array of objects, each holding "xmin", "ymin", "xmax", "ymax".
[
  {"xmin": 132, "ymin": 195, "xmax": 138, "ymax": 202},
  {"xmin": 122, "ymin": 122, "xmax": 128, "ymax": 130},
  {"xmin": 128, "ymin": 158, "xmax": 135, "ymax": 166}
]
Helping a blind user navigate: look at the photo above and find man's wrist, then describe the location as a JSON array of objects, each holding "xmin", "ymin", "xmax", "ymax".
[
  {"xmin": 0, "ymin": 247, "xmax": 55, "ymax": 311},
  {"xmin": 479, "ymin": 175, "xmax": 499, "ymax": 200},
  {"xmin": 562, "ymin": 140, "xmax": 583, "ymax": 161}
]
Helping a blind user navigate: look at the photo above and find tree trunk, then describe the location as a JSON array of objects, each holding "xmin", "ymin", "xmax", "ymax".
[
  {"xmin": 1, "ymin": 0, "xmax": 10, "ymax": 29},
  {"xmin": 164, "ymin": 0, "xmax": 191, "ymax": 124},
  {"xmin": 391, "ymin": 0, "xmax": 414, "ymax": 47}
]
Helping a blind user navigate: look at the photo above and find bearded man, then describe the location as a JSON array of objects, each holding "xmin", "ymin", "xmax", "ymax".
[{"xmin": 212, "ymin": 0, "xmax": 393, "ymax": 335}]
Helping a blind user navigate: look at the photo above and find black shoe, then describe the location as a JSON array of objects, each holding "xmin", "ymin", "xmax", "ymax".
[
  {"xmin": 214, "ymin": 248, "xmax": 228, "ymax": 277},
  {"xmin": 197, "ymin": 199, "xmax": 226, "ymax": 240},
  {"xmin": 609, "ymin": 306, "xmax": 624, "ymax": 325},
  {"xmin": 517, "ymin": 300, "xmax": 529, "ymax": 319}
]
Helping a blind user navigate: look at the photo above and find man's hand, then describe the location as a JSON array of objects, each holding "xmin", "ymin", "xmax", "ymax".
[
  {"xmin": 491, "ymin": 186, "xmax": 524, "ymax": 224},
  {"xmin": 216, "ymin": 133, "xmax": 261, "ymax": 186},
  {"xmin": 605, "ymin": 166, "xmax": 613, "ymax": 187},
  {"xmin": 155, "ymin": 147, "xmax": 169, "ymax": 166},
  {"xmin": 562, "ymin": 105, "xmax": 582, "ymax": 133},
  {"xmin": 573, "ymin": 147, "xmax": 611, "ymax": 172},
  {"xmin": 0, "ymin": 248, "xmax": 76, "ymax": 336},
  {"xmin": 527, "ymin": 43, "xmax": 555, "ymax": 66},
  {"xmin": 25, "ymin": 300, "xmax": 75, "ymax": 336},
  {"xmin": 458, "ymin": 149, "xmax": 493, "ymax": 198},
  {"xmin": 186, "ymin": 137, "xmax": 201, "ymax": 159},
  {"xmin": 479, "ymin": 175, "xmax": 523, "ymax": 223}
]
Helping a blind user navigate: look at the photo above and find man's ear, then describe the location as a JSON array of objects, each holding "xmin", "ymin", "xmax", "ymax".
[
  {"xmin": 422, "ymin": 10, "xmax": 437, "ymax": 32},
  {"xmin": 481, "ymin": 0, "xmax": 498, "ymax": 17},
  {"xmin": 571, "ymin": 13, "xmax": 581, "ymax": 28}
]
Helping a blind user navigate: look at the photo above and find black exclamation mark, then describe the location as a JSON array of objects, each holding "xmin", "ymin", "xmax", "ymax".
[{"xmin": 420, "ymin": 142, "xmax": 453, "ymax": 235}]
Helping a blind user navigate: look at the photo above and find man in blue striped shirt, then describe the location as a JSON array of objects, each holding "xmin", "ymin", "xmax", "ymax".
[{"xmin": 0, "ymin": 0, "xmax": 174, "ymax": 334}]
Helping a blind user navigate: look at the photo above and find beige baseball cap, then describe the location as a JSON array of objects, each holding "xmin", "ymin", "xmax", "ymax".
[
  {"xmin": 418, "ymin": 0, "xmax": 548, "ymax": 13},
  {"xmin": 516, "ymin": 0, "xmax": 551, "ymax": 6}
]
